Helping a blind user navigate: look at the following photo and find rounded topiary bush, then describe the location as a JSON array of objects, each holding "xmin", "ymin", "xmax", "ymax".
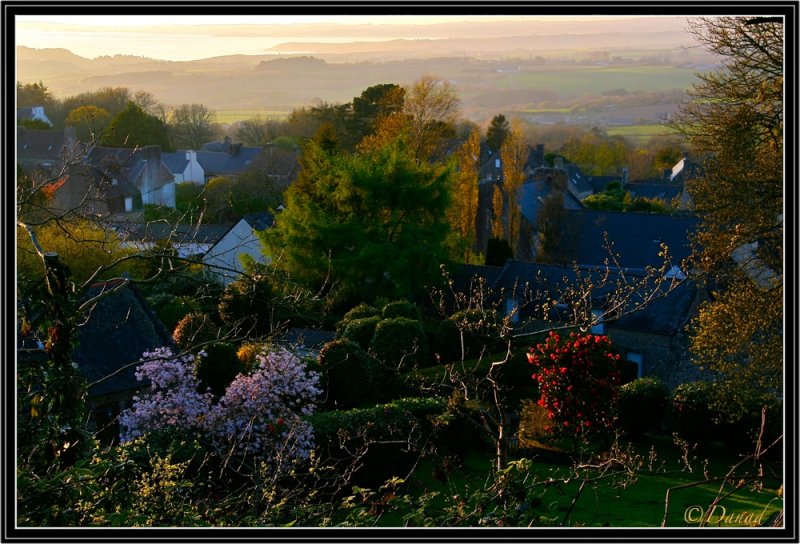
[
  {"xmin": 617, "ymin": 377, "xmax": 669, "ymax": 437},
  {"xmin": 340, "ymin": 316, "xmax": 382, "ymax": 350},
  {"xmin": 668, "ymin": 381, "xmax": 721, "ymax": 445},
  {"xmin": 424, "ymin": 318, "xmax": 462, "ymax": 365},
  {"xmin": 173, "ymin": 312, "xmax": 219, "ymax": 349},
  {"xmin": 382, "ymin": 300, "xmax": 422, "ymax": 321},
  {"xmin": 447, "ymin": 309, "xmax": 503, "ymax": 358},
  {"xmin": 195, "ymin": 342, "xmax": 245, "ymax": 399},
  {"xmin": 370, "ymin": 317, "xmax": 430, "ymax": 373},
  {"xmin": 318, "ymin": 339, "xmax": 388, "ymax": 409},
  {"xmin": 342, "ymin": 303, "xmax": 380, "ymax": 323}
]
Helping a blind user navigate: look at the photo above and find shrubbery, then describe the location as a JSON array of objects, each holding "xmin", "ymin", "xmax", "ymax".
[
  {"xmin": 172, "ymin": 312, "xmax": 219, "ymax": 349},
  {"xmin": 195, "ymin": 342, "xmax": 244, "ymax": 399},
  {"xmin": 448, "ymin": 308, "xmax": 503, "ymax": 359},
  {"xmin": 340, "ymin": 316, "xmax": 381, "ymax": 350},
  {"xmin": 307, "ymin": 397, "xmax": 445, "ymax": 488},
  {"xmin": 527, "ymin": 331, "xmax": 621, "ymax": 444},
  {"xmin": 370, "ymin": 317, "xmax": 429, "ymax": 372},
  {"xmin": 317, "ymin": 339, "xmax": 389, "ymax": 409},
  {"xmin": 381, "ymin": 299, "xmax": 422, "ymax": 320},
  {"xmin": 617, "ymin": 377, "xmax": 669, "ymax": 437},
  {"xmin": 217, "ymin": 276, "xmax": 276, "ymax": 337}
]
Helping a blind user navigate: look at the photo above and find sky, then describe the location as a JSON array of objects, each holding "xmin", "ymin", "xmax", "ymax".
[{"xmin": 15, "ymin": 14, "xmax": 652, "ymax": 62}]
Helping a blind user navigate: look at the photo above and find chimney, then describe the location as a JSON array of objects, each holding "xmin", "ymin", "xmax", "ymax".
[
  {"xmin": 682, "ymin": 151, "xmax": 689, "ymax": 162},
  {"xmin": 185, "ymin": 150, "xmax": 196, "ymax": 162},
  {"xmin": 663, "ymin": 168, "xmax": 672, "ymax": 180},
  {"xmin": 622, "ymin": 167, "xmax": 629, "ymax": 187},
  {"xmin": 536, "ymin": 143, "xmax": 544, "ymax": 163},
  {"xmin": 555, "ymin": 156, "xmax": 564, "ymax": 169}
]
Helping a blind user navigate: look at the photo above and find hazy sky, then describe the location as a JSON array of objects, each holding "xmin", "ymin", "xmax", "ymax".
[{"xmin": 16, "ymin": 14, "xmax": 657, "ymax": 62}]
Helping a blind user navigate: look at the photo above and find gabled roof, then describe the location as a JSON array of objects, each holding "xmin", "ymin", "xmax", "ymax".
[
  {"xmin": 563, "ymin": 163, "xmax": 593, "ymax": 196},
  {"xmin": 74, "ymin": 281, "xmax": 174, "ymax": 397},
  {"xmin": 86, "ymin": 146, "xmax": 174, "ymax": 192},
  {"xmin": 17, "ymin": 126, "xmax": 76, "ymax": 165},
  {"xmin": 161, "ymin": 151, "xmax": 189, "ymax": 174},
  {"xmin": 242, "ymin": 211, "xmax": 275, "ymax": 232}
]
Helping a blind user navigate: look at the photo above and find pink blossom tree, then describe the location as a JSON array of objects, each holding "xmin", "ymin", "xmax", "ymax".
[{"xmin": 120, "ymin": 347, "xmax": 321, "ymax": 471}]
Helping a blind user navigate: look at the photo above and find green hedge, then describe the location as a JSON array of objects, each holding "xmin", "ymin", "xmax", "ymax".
[
  {"xmin": 317, "ymin": 339, "xmax": 389, "ymax": 409},
  {"xmin": 617, "ymin": 377, "xmax": 669, "ymax": 437},
  {"xmin": 308, "ymin": 397, "xmax": 446, "ymax": 489}
]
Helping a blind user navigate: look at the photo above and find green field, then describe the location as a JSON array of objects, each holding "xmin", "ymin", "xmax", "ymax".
[
  {"xmin": 214, "ymin": 110, "xmax": 289, "ymax": 124},
  {"xmin": 497, "ymin": 66, "xmax": 699, "ymax": 96},
  {"xmin": 606, "ymin": 124, "xmax": 678, "ymax": 143}
]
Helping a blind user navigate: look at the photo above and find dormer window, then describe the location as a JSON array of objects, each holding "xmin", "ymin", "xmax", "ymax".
[{"xmin": 112, "ymin": 178, "xmax": 118, "ymax": 186}]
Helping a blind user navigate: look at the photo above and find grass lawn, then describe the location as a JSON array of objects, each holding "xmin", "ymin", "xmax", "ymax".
[{"xmin": 382, "ymin": 436, "xmax": 783, "ymax": 527}]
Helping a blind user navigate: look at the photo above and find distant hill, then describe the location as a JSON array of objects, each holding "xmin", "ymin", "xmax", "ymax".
[{"xmin": 16, "ymin": 35, "xmax": 715, "ymax": 123}]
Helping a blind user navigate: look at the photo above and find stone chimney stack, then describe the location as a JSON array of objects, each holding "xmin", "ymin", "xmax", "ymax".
[{"xmin": 622, "ymin": 167, "xmax": 629, "ymax": 187}]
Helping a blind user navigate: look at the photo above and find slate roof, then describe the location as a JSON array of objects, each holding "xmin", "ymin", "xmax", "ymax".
[
  {"xmin": 519, "ymin": 177, "xmax": 583, "ymax": 227},
  {"xmin": 588, "ymin": 174, "xmax": 623, "ymax": 194},
  {"xmin": 161, "ymin": 151, "xmax": 189, "ymax": 174},
  {"xmin": 17, "ymin": 127, "xmax": 78, "ymax": 166},
  {"xmin": 196, "ymin": 148, "xmax": 264, "ymax": 176},
  {"xmin": 74, "ymin": 281, "xmax": 174, "ymax": 397},
  {"xmin": 563, "ymin": 163, "xmax": 593, "ymax": 196},
  {"xmin": 567, "ymin": 210, "xmax": 698, "ymax": 270},
  {"xmin": 626, "ymin": 182, "xmax": 682, "ymax": 202},
  {"xmin": 242, "ymin": 211, "xmax": 275, "ymax": 232},
  {"xmin": 450, "ymin": 260, "xmax": 697, "ymax": 335},
  {"xmin": 86, "ymin": 146, "xmax": 174, "ymax": 192},
  {"xmin": 111, "ymin": 221, "xmax": 231, "ymax": 246}
]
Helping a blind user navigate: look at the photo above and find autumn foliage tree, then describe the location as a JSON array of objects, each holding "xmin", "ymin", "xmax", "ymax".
[
  {"xmin": 446, "ymin": 128, "xmax": 481, "ymax": 261},
  {"xmin": 500, "ymin": 118, "xmax": 528, "ymax": 254},
  {"xmin": 675, "ymin": 16, "xmax": 784, "ymax": 416}
]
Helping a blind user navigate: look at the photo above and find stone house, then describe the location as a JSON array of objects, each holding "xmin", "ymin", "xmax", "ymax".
[
  {"xmin": 450, "ymin": 259, "xmax": 706, "ymax": 389},
  {"xmin": 84, "ymin": 145, "xmax": 176, "ymax": 211}
]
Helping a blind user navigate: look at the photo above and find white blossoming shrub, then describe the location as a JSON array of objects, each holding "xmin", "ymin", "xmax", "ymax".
[{"xmin": 120, "ymin": 347, "xmax": 321, "ymax": 471}]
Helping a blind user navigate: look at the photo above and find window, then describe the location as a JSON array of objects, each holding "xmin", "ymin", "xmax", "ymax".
[
  {"xmin": 124, "ymin": 197, "xmax": 133, "ymax": 212},
  {"xmin": 621, "ymin": 352, "xmax": 643, "ymax": 384},
  {"xmin": 590, "ymin": 309, "xmax": 604, "ymax": 335}
]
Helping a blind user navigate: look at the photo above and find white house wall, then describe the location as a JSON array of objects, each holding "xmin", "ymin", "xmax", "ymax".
[{"xmin": 203, "ymin": 220, "xmax": 269, "ymax": 285}]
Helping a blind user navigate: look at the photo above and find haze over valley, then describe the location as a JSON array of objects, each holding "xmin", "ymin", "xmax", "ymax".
[{"xmin": 16, "ymin": 16, "xmax": 717, "ymax": 126}]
